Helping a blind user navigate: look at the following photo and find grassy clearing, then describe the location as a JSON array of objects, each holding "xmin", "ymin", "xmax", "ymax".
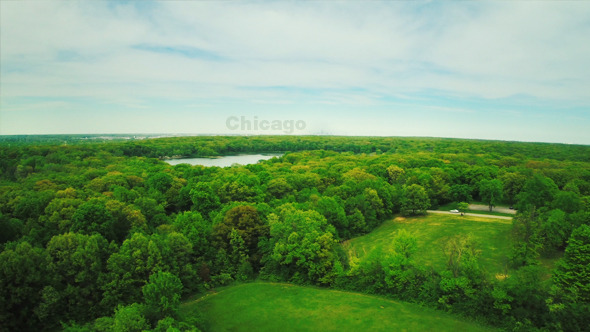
[
  {"xmin": 344, "ymin": 214, "xmax": 512, "ymax": 275},
  {"xmin": 461, "ymin": 209, "xmax": 514, "ymax": 217},
  {"xmin": 181, "ymin": 282, "xmax": 496, "ymax": 332}
]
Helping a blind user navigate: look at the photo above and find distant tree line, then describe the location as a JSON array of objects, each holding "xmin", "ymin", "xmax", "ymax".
[{"xmin": 0, "ymin": 136, "xmax": 589, "ymax": 331}]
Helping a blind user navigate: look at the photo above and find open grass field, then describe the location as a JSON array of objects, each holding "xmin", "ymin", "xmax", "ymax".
[
  {"xmin": 181, "ymin": 282, "xmax": 496, "ymax": 332},
  {"xmin": 344, "ymin": 213, "xmax": 513, "ymax": 276}
]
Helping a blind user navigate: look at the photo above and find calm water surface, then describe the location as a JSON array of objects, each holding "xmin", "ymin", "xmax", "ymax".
[{"xmin": 165, "ymin": 154, "xmax": 283, "ymax": 167}]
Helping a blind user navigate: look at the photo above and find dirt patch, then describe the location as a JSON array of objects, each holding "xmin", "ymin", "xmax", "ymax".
[
  {"xmin": 394, "ymin": 216, "xmax": 406, "ymax": 222},
  {"xmin": 495, "ymin": 273, "xmax": 509, "ymax": 281},
  {"xmin": 429, "ymin": 223, "xmax": 442, "ymax": 226}
]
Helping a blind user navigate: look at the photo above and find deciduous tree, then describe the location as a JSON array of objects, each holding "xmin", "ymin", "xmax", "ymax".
[
  {"xmin": 46, "ymin": 232, "xmax": 110, "ymax": 321},
  {"xmin": 267, "ymin": 206, "xmax": 339, "ymax": 285},
  {"xmin": 511, "ymin": 208, "xmax": 543, "ymax": 267},
  {"xmin": 0, "ymin": 241, "xmax": 52, "ymax": 330},
  {"xmin": 553, "ymin": 225, "xmax": 590, "ymax": 303},
  {"xmin": 142, "ymin": 271, "xmax": 183, "ymax": 321},
  {"xmin": 516, "ymin": 174, "xmax": 558, "ymax": 211},
  {"xmin": 213, "ymin": 205, "xmax": 268, "ymax": 268},
  {"xmin": 401, "ymin": 184, "xmax": 429, "ymax": 216},
  {"xmin": 479, "ymin": 179, "xmax": 503, "ymax": 212},
  {"xmin": 457, "ymin": 202, "xmax": 469, "ymax": 215}
]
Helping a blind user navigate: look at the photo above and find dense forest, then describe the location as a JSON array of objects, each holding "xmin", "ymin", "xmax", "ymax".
[{"xmin": 1, "ymin": 135, "xmax": 589, "ymax": 331}]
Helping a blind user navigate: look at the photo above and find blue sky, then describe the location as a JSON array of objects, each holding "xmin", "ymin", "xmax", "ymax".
[{"xmin": 1, "ymin": 1, "xmax": 589, "ymax": 144}]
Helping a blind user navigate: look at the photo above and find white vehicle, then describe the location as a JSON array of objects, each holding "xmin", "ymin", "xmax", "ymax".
[{"xmin": 450, "ymin": 209, "xmax": 459, "ymax": 213}]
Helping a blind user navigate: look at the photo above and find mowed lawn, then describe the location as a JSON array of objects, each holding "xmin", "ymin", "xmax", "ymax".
[
  {"xmin": 344, "ymin": 213, "xmax": 512, "ymax": 275},
  {"xmin": 181, "ymin": 282, "xmax": 495, "ymax": 332}
]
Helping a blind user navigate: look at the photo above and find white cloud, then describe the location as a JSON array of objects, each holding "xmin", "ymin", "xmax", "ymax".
[
  {"xmin": 3, "ymin": 2, "xmax": 587, "ymax": 98},
  {"xmin": 1, "ymin": 1, "xmax": 589, "ymax": 142}
]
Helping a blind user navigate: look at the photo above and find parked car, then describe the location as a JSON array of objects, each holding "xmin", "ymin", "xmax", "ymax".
[{"xmin": 450, "ymin": 209, "xmax": 459, "ymax": 213}]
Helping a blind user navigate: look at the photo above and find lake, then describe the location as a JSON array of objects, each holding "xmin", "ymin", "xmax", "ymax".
[{"xmin": 165, "ymin": 153, "xmax": 283, "ymax": 167}]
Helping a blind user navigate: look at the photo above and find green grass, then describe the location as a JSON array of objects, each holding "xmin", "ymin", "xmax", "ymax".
[
  {"xmin": 181, "ymin": 282, "xmax": 496, "ymax": 332},
  {"xmin": 462, "ymin": 210, "xmax": 514, "ymax": 217},
  {"xmin": 344, "ymin": 214, "xmax": 512, "ymax": 276}
]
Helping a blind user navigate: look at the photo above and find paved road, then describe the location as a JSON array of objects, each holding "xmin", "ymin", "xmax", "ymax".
[
  {"xmin": 427, "ymin": 210, "xmax": 513, "ymax": 220},
  {"xmin": 469, "ymin": 204, "xmax": 516, "ymax": 214}
]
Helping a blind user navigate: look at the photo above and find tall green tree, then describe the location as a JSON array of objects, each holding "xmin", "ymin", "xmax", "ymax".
[
  {"xmin": 516, "ymin": 174, "xmax": 558, "ymax": 211},
  {"xmin": 173, "ymin": 211, "xmax": 211, "ymax": 258},
  {"xmin": 479, "ymin": 179, "xmax": 503, "ymax": 212},
  {"xmin": 266, "ymin": 206, "xmax": 339, "ymax": 285},
  {"xmin": 142, "ymin": 271, "xmax": 183, "ymax": 322},
  {"xmin": 147, "ymin": 172, "xmax": 173, "ymax": 193},
  {"xmin": 190, "ymin": 182, "xmax": 220, "ymax": 218},
  {"xmin": 401, "ymin": 184, "xmax": 429, "ymax": 216},
  {"xmin": 102, "ymin": 233, "xmax": 162, "ymax": 308},
  {"xmin": 553, "ymin": 224, "xmax": 590, "ymax": 303},
  {"xmin": 228, "ymin": 229, "xmax": 252, "ymax": 281},
  {"xmin": 457, "ymin": 202, "xmax": 469, "ymax": 215},
  {"xmin": 438, "ymin": 234, "xmax": 484, "ymax": 314},
  {"xmin": 314, "ymin": 196, "xmax": 348, "ymax": 237},
  {"xmin": 552, "ymin": 190, "xmax": 583, "ymax": 214},
  {"xmin": 154, "ymin": 232, "xmax": 198, "ymax": 293},
  {"xmin": 491, "ymin": 266, "xmax": 548, "ymax": 327},
  {"xmin": 0, "ymin": 214, "xmax": 23, "ymax": 244},
  {"xmin": 0, "ymin": 241, "xmax": 52, "ymax": 330},
  {"xmin": 450, "ymin": 184, "xmax": 473, "ymax": 203},
  {"xmin": 112, "ymin": 303, "xmax": 149, "ymax": 332},
  {"xmin": 380, "ymin": 230, "xmax": 424, "ymax": 300},
  {"xmin": 391, "ymin": 229, "xmax": 418, "ymax": 265},
  {"xmin": 213, "ymin": 205, "xmax": 268, "ymax": 268},
  {"xmin": 71, "ymin": 199, "xmax": 117, "ymax": 242},
  {"xmin": 266, "ymin": 177, "xmax": 293, "ymax": 199},
  {"xmin": 540, "ymin": 209, "xmax": 570, "ymax": 250},
  {"xmin": 510, "ymin": 208, "xmax": 543, "ymax": 267},
  {"xmin": 46, "ymin": 232, "xmax": 110, "ymax": 321},
  {"xmin": 442, "ymin": 234, "xmax": 481, "ymax": 278},
  {"xmin": 500, "ymin": 172, "xmax": 527, "ymax": 206},
  {"xmin": 386, "ymin": 165, "xmax": 405, "ymax": 184}
]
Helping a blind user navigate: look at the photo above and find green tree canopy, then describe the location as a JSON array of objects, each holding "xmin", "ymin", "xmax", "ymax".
[
  {"xmin": 112, "ymin": 303, "xmax": 149, "ymax": 332},
  {"xmin": 510, "ymin": 209, "xmax": 543, "ymax": 267},
  {"xmin": 552, "ymin": 190, "xmax": 583, "ymax": 214},
  {"xmin": 46, "ymin": 232, "xmax": 110, "ymax": 321},
  {"xmin": 401, "ymin": 184, "xmax": 429, "ymax": 216},
  {"xmin": 0, "ymin": 241, "xmax": 52, "ymax": 330},
  {"xmin": 190, "ymin": 182, "xmax": 220, "ymax": 217},
  {"xmin": 457, "ymin": 202, "xmax": 469, "ymax": 214},
  {"xmin": 71, "ymin": 199, "xmax": 116, "ymax": 241},
  {"xmin": 479, "ymin": 179, "xmax": 503, "ymax": 212},
  {"xmin": 102, "ymin": 233, "xmax": 163, "ymax": 307},
  {"xmin": 516, "ymin": 174, "xmax": 558, "ymax": 211},
  {"xmin": 267, "ymin": 205, "xmax": 340, "ymax": 285},
  {"xmin": 500, "ymin": 172, "xmax": 526, "ymax": 205},
  {"xmin": 213, "ymin": 205, "xmax": 268, "ymax": 265},
  {"xmin": 553, "ymin": 224, "xmax": 590, "ymax": 303},
  {"xmin": 142, "ymin": 271, "xmax": 183, "ymax": 321}
]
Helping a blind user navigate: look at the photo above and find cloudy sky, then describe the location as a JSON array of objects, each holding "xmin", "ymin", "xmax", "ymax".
[{"xmin": 1, "ymin": 1, "xmax": 589, "ymax": 143}]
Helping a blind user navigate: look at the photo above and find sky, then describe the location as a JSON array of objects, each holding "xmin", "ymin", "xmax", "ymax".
[{"xmin": 1, "ymin": 1, "xmax": 589, "ymax": 144}]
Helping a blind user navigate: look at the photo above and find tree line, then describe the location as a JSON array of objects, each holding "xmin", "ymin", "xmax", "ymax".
[{"xmin": 0, "ymin": 136, "xmax": 589, "ymax": 331}]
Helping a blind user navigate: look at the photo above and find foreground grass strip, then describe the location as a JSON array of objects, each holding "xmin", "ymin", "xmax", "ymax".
[{"xmin": 181, "ymin": 282, "xmax": 495, "ymax": 332}]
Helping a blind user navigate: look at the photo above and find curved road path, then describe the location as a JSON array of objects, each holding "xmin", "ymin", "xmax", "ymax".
[{"xmin": 427, "ymin": 210, "xmax": 513, "ymax": 220}]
